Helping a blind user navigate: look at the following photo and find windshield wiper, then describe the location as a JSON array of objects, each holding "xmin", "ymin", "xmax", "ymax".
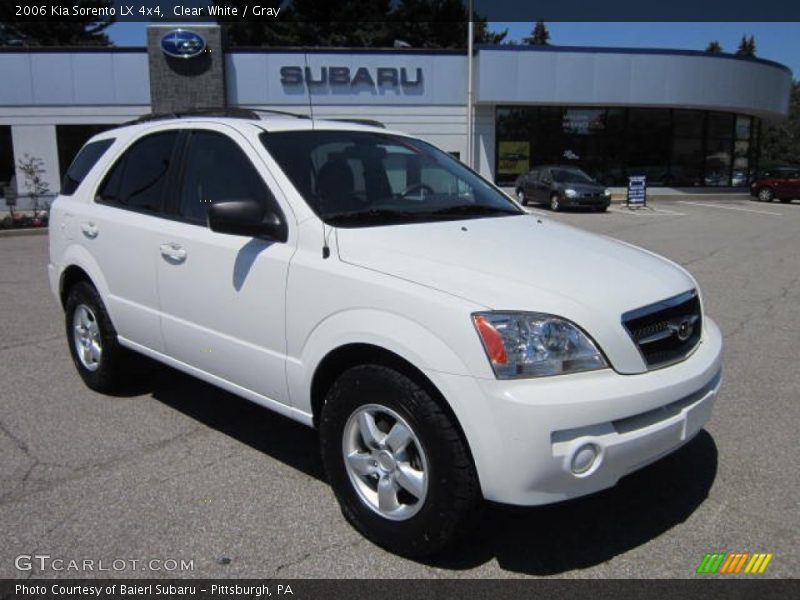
[
  {"xmin": 325, "ymin": 208, "xmax": 423, "ymax": 225},
  {"xmin": 431, "ymin": 205, "xmax": 519, "ymax": 216}
]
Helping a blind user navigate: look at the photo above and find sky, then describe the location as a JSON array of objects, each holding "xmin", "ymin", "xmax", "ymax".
[{"xmin": 106, "ymin": 21, "xmax": 800, "ymax": 77}]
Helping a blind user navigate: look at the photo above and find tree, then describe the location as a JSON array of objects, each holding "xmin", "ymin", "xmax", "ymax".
[
  {"xmin": 705, "ymin": 41, "xmax": 722, "ymax": 53},
  {"xmin": 17, "ymin": 154, "xmax": 50, "ymax": 216},
  {"xmin": 220, "ymin": 0, "xmax": 507, "ymax": 48},
  {"xmin": 760, "ymin": 80, "xmax": 800, "ymax": 168},
  {"xmin": 524, "ymin": 21, "xmax": 550, "ymax": 46},
  {"xmin": 2, "ymin": 1, "xmax": 114, "ymax": 46},
  {"xmin": 735, "ymin": 35, "xmax": 756, "ymax": 57}
]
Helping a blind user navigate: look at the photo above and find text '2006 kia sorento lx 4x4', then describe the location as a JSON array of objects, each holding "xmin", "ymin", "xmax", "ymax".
[{"xmin": 49, "ymin": 111, "xmax": 723, "ymax": 558}]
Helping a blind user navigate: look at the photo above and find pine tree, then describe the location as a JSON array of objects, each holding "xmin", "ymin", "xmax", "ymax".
[
  {"xmin": 524, "ymin": 21, "xmax": 551, "ymax": 46},
  {"xmin": 735, "ymin": 35, "xmax": 757, "ymax": 57},
  {"xmin": 219, "ymin": 0, "xmax": 507, "ymax": 48},
  {"xmin": 705, "ymin": 41, "xmax": 722, "ymax": 53}
]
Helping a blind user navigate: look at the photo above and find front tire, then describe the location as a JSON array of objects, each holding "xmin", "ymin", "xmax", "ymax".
[
  {"xmin": 320, "ymin": 365, "xmax": 480, "ymax": 558},
  {"xmin": 758, "ymin": 187, "xmax": 774, "ymax": 202},
  {"xmin": 64, "ymin": 281, "xmax": 132, "ymax": 393},
  {"xmin": 551, "ymin": 194, "xmax": 562, "ymax": 211},
  {"xmin": 516, "ymin": 189, "xmax": 528, "ymax": 206}
]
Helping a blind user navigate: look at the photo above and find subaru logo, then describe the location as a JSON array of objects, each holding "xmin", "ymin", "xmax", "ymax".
[{"xmin": 160, "ymin": 29, "xmax": 206, "ymax": 59}]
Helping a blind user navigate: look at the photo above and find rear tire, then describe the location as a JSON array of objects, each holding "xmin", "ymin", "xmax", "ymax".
[
  {"xmin": 64, "ymin": 281, "xmax": 133, "ymax": 393},
  {"xmin": 320, "ymin": 364, "xmax": 480, "ymax": 558}
]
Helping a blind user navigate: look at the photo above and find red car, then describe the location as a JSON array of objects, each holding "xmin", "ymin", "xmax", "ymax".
[{"xmin": 750, "ymin": 167, "xmax": 800, "ymax": 203}]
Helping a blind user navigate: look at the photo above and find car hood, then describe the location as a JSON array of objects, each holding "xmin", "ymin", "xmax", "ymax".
[{"xmin": 336, "ymin": 214, "xmax": 697, "ymax": 374}]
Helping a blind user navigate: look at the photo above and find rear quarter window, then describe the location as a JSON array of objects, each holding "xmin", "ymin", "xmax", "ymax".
[{"xmin": 60, "ymin": 138, "xmax": 115, "ymax": 196}]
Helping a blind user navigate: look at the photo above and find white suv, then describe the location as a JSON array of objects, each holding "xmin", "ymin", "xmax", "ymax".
[{"xmin": 49, "ymin": 111, "xmax": 723, "ymax": 557}]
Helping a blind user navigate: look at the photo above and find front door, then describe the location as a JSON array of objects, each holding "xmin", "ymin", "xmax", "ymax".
[{"xmin": 156, "ymin": 125, "xmax": 295, "ymax": 405}]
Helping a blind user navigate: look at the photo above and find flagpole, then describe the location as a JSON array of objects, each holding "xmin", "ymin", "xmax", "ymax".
[{"xmin": 466, "ymin": 0, "xmax": 474, "ymax": 169}]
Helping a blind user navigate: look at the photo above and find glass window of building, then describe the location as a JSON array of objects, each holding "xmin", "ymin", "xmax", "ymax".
[
  {"xmin": 0, "ymin": 126, "xmax": 14, "ymax": 196},
  {"xmin": 495, "ymin": 106, "xmax": 759, "ymax": 189}
]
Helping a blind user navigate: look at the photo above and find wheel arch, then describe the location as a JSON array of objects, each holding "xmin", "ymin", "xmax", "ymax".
[
  {"xmin": 309, "ymin": 342, "xmax": 479, "ymax": 479},
  {"xmin": 57, "ymin": 245, "xmax": 113, "ymax": 313}
]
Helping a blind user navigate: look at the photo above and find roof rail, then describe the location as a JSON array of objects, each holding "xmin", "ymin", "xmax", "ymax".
[
  {"xmin": 329, "ymin": 118, "xmax": 386, "ymax": 128},
  {"xmin": 127, "ymin": 107, "xmax": 261, "ymax": 124},
  {"xmin": 250, "ymin": 108, "xmax": 310, "ymax": 120}
]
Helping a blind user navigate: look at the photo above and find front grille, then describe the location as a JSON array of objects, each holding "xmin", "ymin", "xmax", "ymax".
[{"xmin": 622, "ymin": 290, "xmax": 702, "ymax": 369}]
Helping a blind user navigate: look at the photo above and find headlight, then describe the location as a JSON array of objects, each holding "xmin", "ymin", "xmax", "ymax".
[
  {"xmin": 604, "ymin": 188, "xmax": 611, "ymax": 196},
  {"xmin": 564, "ymin": 189, "xmax": 578, "ymax": 198},
  {"xmin": 472, "ymin": 312, "xmax": 608, "ymax": 378}
]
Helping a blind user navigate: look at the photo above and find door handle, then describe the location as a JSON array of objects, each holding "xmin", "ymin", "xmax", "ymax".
[
  {"xmin": 159, "ymin": 243, "xmax": 187, "ymax": 263},
  {"xmin": 80, "ymin": 222, "xmax": 99, "ymax": 238}
]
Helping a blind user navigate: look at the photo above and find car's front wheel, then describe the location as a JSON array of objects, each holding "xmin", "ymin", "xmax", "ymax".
[
  {"xmin": 516, "ymin": 189, "xmax": 528, "ymax": 206},
  {"xmin": 320, "ymin": 364, "xmax": 480, "ymax": 558},
  {"xmin": 758, "ymin": 187, "xmax": 774, "ymax": 202},
  {"xmin": 551, "ymin": 194, "xmax": 562, "ymax": 211},
  {"xmin": 64, "ymin": 281, "xmax": 133, "ymax": 393}
]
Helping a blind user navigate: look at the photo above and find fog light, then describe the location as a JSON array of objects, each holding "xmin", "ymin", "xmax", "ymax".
[{"xmin": 571, "ymin": 443, "xmax": 599, "ymax": 475}]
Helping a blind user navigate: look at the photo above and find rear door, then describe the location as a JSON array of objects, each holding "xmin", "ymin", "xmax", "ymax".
[
  {"xmin": 788, "ymin": 169, "xmax": 800, "ymax": 197},
  {"xmin": 155, "ymin": 124, "xmax": 295, "ymax": 405},
  {"xmin": 533, "ymin": 168, "xmax": 551, "ymax": 204},
  {"xmin": 523, "ymin": 169, "xmax": 538, "ymax": 198},
  {"xmin": 84, "ymin": 129, "xmax": 181, "ymax": 352}
]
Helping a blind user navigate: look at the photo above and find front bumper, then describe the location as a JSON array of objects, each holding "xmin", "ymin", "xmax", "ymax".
[
  {"xmin": 562, "ymin": 194, "xmax": 611, "ymax": 208},
  {"xmin": 429, "ymin": 317, "xmax": 723, "ymax": 506}
]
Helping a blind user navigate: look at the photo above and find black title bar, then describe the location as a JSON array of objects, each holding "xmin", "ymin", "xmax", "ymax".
[{"xmin": 2, "ymin": 1, "xmax": 800, "ymax": 22}]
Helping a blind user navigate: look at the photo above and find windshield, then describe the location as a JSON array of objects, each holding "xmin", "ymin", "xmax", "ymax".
[
  {"xmin": 260, "ymin": 130, "xmax": 522, "ymax": 226},
  {"xmin": 551, "ymin": 168, "xmax": 595, "ymax": 184}
]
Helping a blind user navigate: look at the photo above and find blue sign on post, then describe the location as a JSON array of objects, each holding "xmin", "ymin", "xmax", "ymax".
[{"xmin": 627, "ymin": 175, "xmax": 647, "ymax": 207}]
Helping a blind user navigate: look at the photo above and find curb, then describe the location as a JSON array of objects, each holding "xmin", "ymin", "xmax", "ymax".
[{"xmin": 0, "ymin": 227, "xmax": 49, "ymax": 238}]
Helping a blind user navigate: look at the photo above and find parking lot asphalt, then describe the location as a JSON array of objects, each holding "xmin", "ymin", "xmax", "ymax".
[{"xmin": 1, "ymin": 196, "xmax": 798, "ymax": 579}]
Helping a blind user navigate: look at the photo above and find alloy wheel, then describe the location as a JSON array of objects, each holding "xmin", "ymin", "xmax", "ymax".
[
  {"xmin": 342, "ymin": 404, "xmax": 429, "ymax": 521},
  {"xmin": 72, "ymin": 304, "xmax": 102, "ymax": 371}
]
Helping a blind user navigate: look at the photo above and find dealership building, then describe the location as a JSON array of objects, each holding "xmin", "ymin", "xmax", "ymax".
[{"xmin": 0, "ymin": 23, "xmax": 793, "ymax": 201}]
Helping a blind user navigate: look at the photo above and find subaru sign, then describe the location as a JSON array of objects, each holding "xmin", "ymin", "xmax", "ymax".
[{"xmin": 160, "ymin": 29, "xmax": 206, "ymax": 59}]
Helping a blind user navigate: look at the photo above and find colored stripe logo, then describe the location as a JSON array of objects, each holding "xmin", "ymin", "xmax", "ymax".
[{"xmin": 696, "ymin": 552, "xmax": 773, "ymax": 574}]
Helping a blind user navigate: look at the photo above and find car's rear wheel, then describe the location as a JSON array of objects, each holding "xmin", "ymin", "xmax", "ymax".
[
  {"xmin": 551, "ymin": 194, "xmax": 561, "ymax": 211},
  {"xmin": 516, "ymin": 189, "xmax": 528, "ymax": 206},
  {"xmin": 758, "ymin": 187, "xmax": 774, "ymax": 202},
  {"xmin": 320, "ymin": 364, "xmax": 480, "ymax": 558},
  {"xmin": 65, "ymin": 281, "xmax": 133, "ymax": 393}
]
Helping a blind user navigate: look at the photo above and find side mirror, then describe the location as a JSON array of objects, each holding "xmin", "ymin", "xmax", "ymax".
[{"xmin": 208, "ymin": 199, "xmax": 287, "ymax": 242}]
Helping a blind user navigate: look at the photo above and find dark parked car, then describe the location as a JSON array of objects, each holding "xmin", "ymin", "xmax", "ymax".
[
  {"xmin": 750, "ymin": 167, "xmax": 800, "ymax": 203},
  {"xmin": 515, "ymin": 166, "xmax": 611, "ymax": 212}
]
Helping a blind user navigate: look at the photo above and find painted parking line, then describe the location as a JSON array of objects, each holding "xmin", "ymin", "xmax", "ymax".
[
  {"xmin": 609, "ymin": 206, "xmax": 687, "ymax": 216},
  {"xmin": 676, "ymin": 201, "xmax": 783, "ymax": 217}
]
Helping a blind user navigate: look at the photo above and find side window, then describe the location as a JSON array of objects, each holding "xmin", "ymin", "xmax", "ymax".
[
  {"xmin": 97, "ymin": 131, "xmax": 178, "ymax": 213},
  {"xmin": 178, "ymin": 131, "xmax": 274, "ymax": 225},
  {"xmin": 61, "ymin": 138, "xmax": 114, "ymax": 196}
]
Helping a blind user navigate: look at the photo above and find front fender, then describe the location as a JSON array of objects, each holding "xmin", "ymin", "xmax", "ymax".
[
  {"xmin": 287, "ymin": 308, "xmax": 472, "ymax": 417},
  {"xmin": 286, "ymin": 308, "xmax": 503, "ymax": 499}
]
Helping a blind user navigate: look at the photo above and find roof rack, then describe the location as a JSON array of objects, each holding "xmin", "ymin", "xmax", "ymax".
[
  {"xmin": 126, "ymin": 107, "xmax": 310, "ymax": 125},
  {"xmin": 329, "ymin": 118, "xmax": 386, "ymax": 128},
  {"xmin": 125, "ymin": 109, "xmax": 383, "ymax": 128}
]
